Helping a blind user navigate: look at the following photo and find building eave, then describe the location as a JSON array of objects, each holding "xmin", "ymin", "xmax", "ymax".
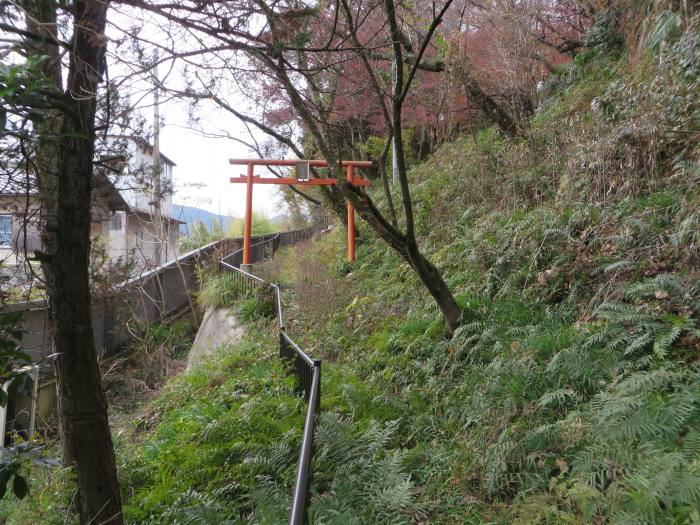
[
  {"xmin": 130, "ymin": 209, "xmax": 185, "ymax": 225},
  {"xmin": 107, "ymin": 135, "xmax": 177, "ymax": 167}
]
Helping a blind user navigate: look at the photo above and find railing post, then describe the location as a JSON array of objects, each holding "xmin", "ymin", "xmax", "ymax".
[
  {"xmin": 280, "ymin": 330, "xmax": 288, "ymax": 359},
  {"xmin": 275, "ymin": 285, "xmax": 284, "ymax": 329},
  {"xmin": 296, "ymin": 354, "xmax": 304, "ymax": 399},
  {"xmin": 313, "ymin": 360, "xmax": 321, "ymax": 414},
  {"xmin": 289, "ymin": 361, "xmax": 321, "ymax": 525}
]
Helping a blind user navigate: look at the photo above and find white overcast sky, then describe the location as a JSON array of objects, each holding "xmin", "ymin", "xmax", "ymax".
[
  {"xmin": 158, "ymin": 99, "xmax": 283, "ymax": 219},
  {"xmin": 106, "ymin": 5, "xmax": 284, "ymax": 219}
]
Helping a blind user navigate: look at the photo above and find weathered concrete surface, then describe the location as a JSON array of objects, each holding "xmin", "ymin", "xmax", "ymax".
[{"xmin": 187, "ymin": 307, "xmax": 245, "ymax": 370}]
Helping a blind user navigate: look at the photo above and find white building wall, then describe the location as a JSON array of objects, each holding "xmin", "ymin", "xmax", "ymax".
[
  {"xmin": 106, "ymin": 138, "xmax": 179, "ymax": 270},
  {"xmin": 116, "ymin": 142, "xmax": 173, "ymax": 218},
  {"xmin": 107, "ymin": 212, "xmax": 180, "ymax": 271},
  {"xmin": 1, "ymin": 196, "xmax": 115, "ymax": 287},
  {"xmin": 107, "ymin": 211, "xmax": 129, "ymax": 264}
]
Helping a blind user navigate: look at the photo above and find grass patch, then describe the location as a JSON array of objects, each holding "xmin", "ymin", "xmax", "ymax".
[{"xmin": 198, "ymin": 273, "xmax": 251, "ymax": 310}]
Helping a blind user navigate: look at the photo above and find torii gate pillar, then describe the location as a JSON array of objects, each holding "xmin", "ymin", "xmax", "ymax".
[
  {"xmin": 346, "ymin": 164, "xmax": 356, "ymax": 262},
  {"xmin": 242, "ymin": 163, "xmax": 255, "ymax": 272},
  {"xmin": 243, "ymin": 161, "xmax": 254, "ymax": 270}
]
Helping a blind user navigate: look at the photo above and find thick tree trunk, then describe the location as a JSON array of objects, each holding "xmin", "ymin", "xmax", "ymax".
[
  {"xmin": 323, "ymin": 184, "xmax": 349, "ymax": 228},
  {"xmin": 47, "ymin": 136, "xmax": 123, "ymax": 524},
  {"xmin": 30, "ymin": 1, "xmax": 122, "ymax": 523}
]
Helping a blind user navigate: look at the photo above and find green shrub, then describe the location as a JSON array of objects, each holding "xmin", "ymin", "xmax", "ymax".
[{"xmin": 198, "ymin": 273, "xmax": 250, "ymax": 309}]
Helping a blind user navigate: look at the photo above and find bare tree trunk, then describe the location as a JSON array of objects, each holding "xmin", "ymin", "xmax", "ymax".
[
  {"xmin": 345, "ymin": 183, "xmax": 461, "ymax": 332},
  {"xmin": 340, "ymin": 0, "xmax": 398, "ymax": 226},
  {"xmin": 379, "ymin": 0, "xmax": 462, "ymax": 332},
  {"xmin": 259, "ymin": 0, "xmax": 462, "ymax": 332},
  {"xmin": 405, "ymin": 241, "xmax": 462, "ymax": 331},
  {"xmin": 324, "ymin": 184, "xmax": 349, "ymax": 227},
  {"xmin": 463, "ymin": 74, "xmax": 521, "ymax": 137},
  {"xmin": 28, "ymin": 1, "xmax": 123, "ymax": 523}
]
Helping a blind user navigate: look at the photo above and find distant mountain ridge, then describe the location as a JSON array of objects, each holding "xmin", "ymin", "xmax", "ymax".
[
  {"xmin": 172, "ymin": 204, "xmax": 287, "ymax": 235},
  {"xmin": 171, "ymin": 204, "xmax": 236, "ymax": 234}
]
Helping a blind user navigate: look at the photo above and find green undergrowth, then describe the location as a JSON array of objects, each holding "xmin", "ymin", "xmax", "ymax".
[
  {"xmin": 261, "ymin": 228, "xmax": 700, "ymax": 524},
  {"xmin": 198, "ymin": 273, "xmax": 276, "ymax": 321},
  {"xmin": 116, "ymin": 308, "xmax": 430, "ymax": 524},
  {"xmin": 122, "ymin": 13, "xmax": 699, "ymax": 525},
  {"xmin": 198, "ymin": 273, "xmax": 251, "ymax": 310},
  {"xmin": 249, "ymin": 13, "xmax": 700, "ymax": 524},
  {"xmin": 9, "ymin": 8, "xmax": 699, "ymax": 524},
  {"xmin": 117, "ymin": 326, "xmax": 303, "ymax": 523}
]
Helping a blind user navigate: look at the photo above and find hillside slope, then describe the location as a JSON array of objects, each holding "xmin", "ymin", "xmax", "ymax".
[
  {"xmin": 103, "ymin": 11, "xmax": 700, "ymax": 524},
  {"xmin": 3, "ymin": 5, "xmax": 699, "ymax": 525}
]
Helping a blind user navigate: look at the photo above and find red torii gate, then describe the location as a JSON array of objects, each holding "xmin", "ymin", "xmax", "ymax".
[{"xmin": 229, "ymin": 158, "xmax": 373, "ymax": 266}]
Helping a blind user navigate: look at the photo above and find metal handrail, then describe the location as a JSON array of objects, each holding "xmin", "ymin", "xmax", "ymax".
[
  {"xmin": 221, "ymin": 260, "xmax": 265, "ymax": 283},
  {"xmin": 221, "ymin": 235, "xmax": 275, "ymax": 268},
  {"xmin": 289, "ymin": 359, "xmax": 320, "ymax": 525},
  {"xmin": 220, "ymin": 226, "xmax": 318, "ymax": 269},
  {"xmin": 271, "ymin": 283, "xmax": 284, "ymax": 329},
  {"xmin": 218, "ymin": 227, "xmax": 322, "ymax": 525}
]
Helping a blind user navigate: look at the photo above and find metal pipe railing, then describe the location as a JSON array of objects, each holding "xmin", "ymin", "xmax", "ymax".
[
  {"xmin": 271, "ymin": 284, "xmax": 284, "ymax": 329},
  {"xmin": 220, "ymin": 226, "xmax": 316, "ymax": 270},
  {"xmin": 289, "ymin": 359, "xmax": 320, "ymax": 525},
  {"xmin": 219, "ymin": 226, "xmax": 322, "ymax": 525}
]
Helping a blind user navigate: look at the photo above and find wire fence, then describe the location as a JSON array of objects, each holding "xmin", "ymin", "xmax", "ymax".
[{"xmin": 219, "ymin": 225, "xmax": 321, "ymax": 525}]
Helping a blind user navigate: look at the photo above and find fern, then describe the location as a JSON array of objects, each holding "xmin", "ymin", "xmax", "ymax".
[
  {"xmin": 537, "ymin": 388, "xmax": 579, "ymax": 410},
  {"xmin": 584, "ymin": 275, "xmax": 699, "ymax": 367},
  {"xmin": 305, "ymin": 415, "xmax": 421, "ymax": 524},
  {"xmin": 244, "ymin": 439, "xmax": 296, "ymax": 476},
  {"xmin": 567, "ymin": 366, "xmax": 700, "ymax": 523},
  {"xmin": 146, "ymin": 490, "xmax": 237, "ymax": 525}
]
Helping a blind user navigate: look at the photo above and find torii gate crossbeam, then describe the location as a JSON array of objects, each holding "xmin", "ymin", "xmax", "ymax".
[{"xmin": 229, "ymin": 159, "xmax": 373, "ymax": 267}]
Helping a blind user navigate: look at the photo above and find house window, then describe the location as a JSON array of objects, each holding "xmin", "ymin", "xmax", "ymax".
[
  {"xmin": 109, "ymin": 212, "xmax": 122, "ymax": 231},
  {"xmin": 0, "ymin": 215, "xmax": 12, "ymax": 247}
]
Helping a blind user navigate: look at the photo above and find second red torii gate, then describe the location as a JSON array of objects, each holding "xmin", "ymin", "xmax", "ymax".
[{"xmin": 229, "ymin": 158, "xmax": 373, "ymax": 266}]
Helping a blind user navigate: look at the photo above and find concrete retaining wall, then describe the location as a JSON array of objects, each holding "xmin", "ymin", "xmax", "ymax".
[
  {"xmin": 2, "ymin": 230, "xmax": 309, "ymax": 363},
  {"xmin": 0, "ymin": 228, "xmax": 315, "ymax": 437}
]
